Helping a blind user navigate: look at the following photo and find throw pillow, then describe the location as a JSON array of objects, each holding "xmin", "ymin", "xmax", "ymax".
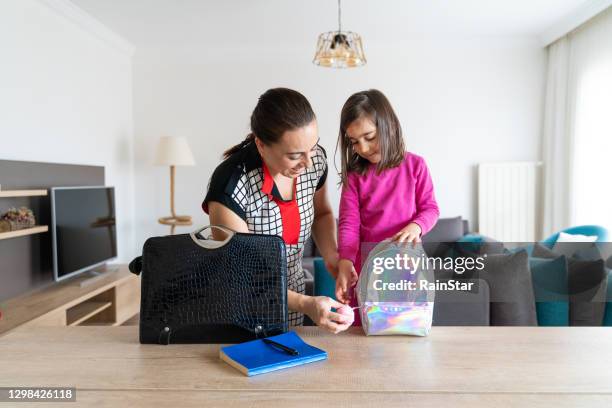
[
  {"xmin": 478, "ymin": 250, "xmax": 537, "ymax": 326},
  {"xmin": 422, "ymin": 216, "xmax": 465, "ymax": 258},
  {"xmin": 532, "ymin": 244, "xmax": 608, "ymax": 326},
  {"xmin": 568, "ymin": 258, "xmax": 607, "ymax": 326},
  {"xmin": 603, "ymin": 269, "xmax": 612, "ymax": 326},
  {"xmin": 530, "ymin": 256, "xmax": 569, "ymax": 326},
  {"xmin": 552, "ymin": 232, "xmax": 598, "ymax": 258},
  {"xmin": 455, "ymin": 233, "xmax": 505, "ymax": 258},
  {"xmin": 313, "ymin": 258, "xmax": 336, "ymax": 300},
  {"xmin": 532, "ymin": 242, "xmax": 558, "ymax": 259}
]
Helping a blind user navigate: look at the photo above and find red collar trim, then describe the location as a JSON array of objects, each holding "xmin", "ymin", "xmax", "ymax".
[{"xmin": 261, "ymin": 161, "xmax": 274, "ymax": 197}]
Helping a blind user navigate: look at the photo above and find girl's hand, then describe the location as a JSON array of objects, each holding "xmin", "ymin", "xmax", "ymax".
[
  {"xmin": 391, "ymin": 222, "xmax": 422, "ymax": 246},
  {"xmin": 304, "ymin": 296, "xmax": 353, "ymax": 334},
  {"xmin": 335, "ymin": 259, "xmax": 358, "ymax": 304}
]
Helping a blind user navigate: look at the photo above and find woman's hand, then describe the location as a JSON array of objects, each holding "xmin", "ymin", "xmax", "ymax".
[
  {"xmin": 303, "ymin": 296, "xmax": 353, "ymax": 334},
  {"xmin": 335, "ymin": 259, "xmax": 358, "ymax": 304},
  {"xmin": 390, "ymin": 222, "xmax": 422, "ymax": 246},
  {"xmin": 324, "ymin": 252, "xmax": 340, "ymax": 279}
]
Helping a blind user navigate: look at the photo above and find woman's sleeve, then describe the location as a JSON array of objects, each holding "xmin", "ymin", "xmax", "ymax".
[
  {"xmin": 202, "ymin": 163, "xmax": 248, "ymax": 221},
  {"xmin": 314, "ymin": 144, "xmax": 328, "ymax": 190},
  {"xmin": 410, "ymin": 157, "xmax": 440, "ymax": 235},
  {"xmin": 338, "ymin": 172, "xmax": 361, "ymax": 264}
]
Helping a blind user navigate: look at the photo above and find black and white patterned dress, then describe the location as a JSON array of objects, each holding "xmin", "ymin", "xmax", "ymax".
[{"xmin": 203, "ymin": 142, "xmax": 328, "ymax": 326}]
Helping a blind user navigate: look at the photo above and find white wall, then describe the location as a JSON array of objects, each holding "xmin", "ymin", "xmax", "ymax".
[
  {"xmin": 0, "ymin": 0, "xmax": 135, "ymax": 261},
  {"xmin": 0, "ymin": 1, "xmax": 547, "ymax": 256},
  {"xmin": 133, "ymin": 37, "xmax": 545, "ymax": 248}
]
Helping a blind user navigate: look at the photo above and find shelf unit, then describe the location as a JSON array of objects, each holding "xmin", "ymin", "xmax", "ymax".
[
  {"xmin": 0, "ymin": 266, "xmax": 140, "ymax": 335},
  {"xmin": 0, "ymin": 190, "xmax": 48, "ymax": 198},
  {"xmin": 0, "ymin": 189, "xmax": 49, "ymax": 240},
  {"xmin": 66, "ymin": 301, "xmax": 113, "ymax": 326},
  {"xmin": 0, "ymin": 225, "xmax": 48, "ymax": 240}
]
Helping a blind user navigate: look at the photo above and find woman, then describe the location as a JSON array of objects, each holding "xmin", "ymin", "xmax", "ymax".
[{"xmin": 203, "ymin": 88, "xmax": 352, "ymax": 334}]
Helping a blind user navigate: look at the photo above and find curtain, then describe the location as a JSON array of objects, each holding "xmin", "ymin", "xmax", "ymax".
[
  {"xmin": 541, "ymin": 7, "xmax": 612, "ymax": 238},
  {"xmin": 541, "ymin": 37, "xmax": 573, "ymax": 239}
]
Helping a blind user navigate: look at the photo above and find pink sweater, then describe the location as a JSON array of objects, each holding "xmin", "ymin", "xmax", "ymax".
[{"xmin": 338, "ymin": 152, "xmax": 440, "ymax": 267}]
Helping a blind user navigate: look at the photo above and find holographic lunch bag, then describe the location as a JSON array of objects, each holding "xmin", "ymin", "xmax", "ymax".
[{"xmin": 357, "ymin": 241, "xmax": 435, "ymax": 336}]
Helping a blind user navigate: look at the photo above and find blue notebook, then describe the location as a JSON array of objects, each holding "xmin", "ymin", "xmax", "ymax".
[{"xmin": 219, "ymin": 331, "xmax": 327, "ymax": 376}]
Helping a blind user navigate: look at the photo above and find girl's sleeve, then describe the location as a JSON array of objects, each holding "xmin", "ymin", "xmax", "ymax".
[
  {"xmin": 411, "ymin": 157, "xmax": 440, "ymax": 235},
  {"xmin": 338, "ymin": 172, "xmax": 361, "ymax": 265}
]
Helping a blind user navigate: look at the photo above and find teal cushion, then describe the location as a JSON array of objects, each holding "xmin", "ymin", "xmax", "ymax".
[
  {"xmin": 603, "ymin": 269, "xmax": 612, "ymax": 326},
  {"xmin": 530, "ymin": 256, "xmax": 569, "ymax": 326},
  {"xmin": 456, "ymin": 234, "xmax": 504, "ymax": 254},
  {"xmin": 457, "ymin": 233, "xmax": 485, "ymax": 243},
  {"xmin": 455, "ymin": 234, "xmax": 485, "ymax": 254},
  {"xmin": 313, "ymin": 258, "xmax": 336, "ymax": 300}
]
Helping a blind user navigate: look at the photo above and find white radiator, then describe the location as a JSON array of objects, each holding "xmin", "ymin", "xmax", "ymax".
[{"xmin": 478, "ymin": 162, "xmax": 541, "ymax": 242}]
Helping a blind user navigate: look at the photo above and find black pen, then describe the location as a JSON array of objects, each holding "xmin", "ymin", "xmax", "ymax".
[{"xmin": 262, "ymin": 338, "xmax": 299, "ymax": 356}]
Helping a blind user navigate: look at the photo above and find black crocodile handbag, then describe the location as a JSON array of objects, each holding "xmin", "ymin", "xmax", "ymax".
[{"xmin": 129, "ymin": 225, "xmax": 288, "ymax": 344}]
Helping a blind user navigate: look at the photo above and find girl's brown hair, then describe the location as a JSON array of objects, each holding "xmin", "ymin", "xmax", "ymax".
[
  {"xmin": 336, "ymin": 89, "xmax": 405, "ymax": 185},
  {"xmin": 223, "ymin": 88, "xmax": 316, "ymax": 159}
]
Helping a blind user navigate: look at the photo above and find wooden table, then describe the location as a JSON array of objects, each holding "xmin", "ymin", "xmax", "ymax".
[{"xmin": 1, "ymin": 326, "xmax": 612, "ymax": 407}]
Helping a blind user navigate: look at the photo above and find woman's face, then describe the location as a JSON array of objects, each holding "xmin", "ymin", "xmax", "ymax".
[
  {"xmin": 345, "ymin": 116, "xmax": 380, "ymax": 164},
  {"xmin": 256, "ymin": 120, "xmax": 319, "ymax": 179}
]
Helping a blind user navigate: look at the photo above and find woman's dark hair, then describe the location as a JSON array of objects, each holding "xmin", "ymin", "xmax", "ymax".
[
  {"xmin": 223, "ymin": 88, "xmax": 316, "ymax": 159},
  {"xmin": 336, "ymin": 89, "xmax": 405, "ymax": 185}
]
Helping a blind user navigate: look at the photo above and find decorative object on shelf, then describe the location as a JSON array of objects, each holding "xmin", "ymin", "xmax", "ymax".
[
  {"xmin": 0, "ymin": 207, "xmax": 36, "ymax": 232},
  {"xmin": 313, "ymin": 0, "xmax": 366, "ymax": 68},
  {"xmin": 154, "ymin": 136, "xmax": 196, "ymax": 235}
]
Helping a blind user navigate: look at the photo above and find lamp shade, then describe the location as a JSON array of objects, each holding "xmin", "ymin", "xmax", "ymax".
[
  {"xmin": 313, "ymin": 0, "xmax": 366, "ymax": 68},
  {"xmin": 313, "ymin": 31, "xmax": 366, "ymax": 68},
  {"xmin": 154, "ymin": 136, "xmax": 196, "ymax": 166}
]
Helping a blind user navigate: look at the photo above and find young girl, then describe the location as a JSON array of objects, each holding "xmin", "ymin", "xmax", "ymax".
[{"xmin": 335, "ymin": 89, "xmax": 440, "ymax": 324}]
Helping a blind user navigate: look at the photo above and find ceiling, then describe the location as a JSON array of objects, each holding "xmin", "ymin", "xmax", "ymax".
[{"xmin": 70, "ymin": 0, "xmax": 591, "ymax": 49}]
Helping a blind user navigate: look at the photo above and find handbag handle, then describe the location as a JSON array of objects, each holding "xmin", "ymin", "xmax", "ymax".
[{"xmin": 190, "ymin": 224, "xmax": 236, "ymax": 249}]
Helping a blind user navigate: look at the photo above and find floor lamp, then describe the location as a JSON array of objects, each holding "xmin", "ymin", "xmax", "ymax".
[{"xmin": 154, "ymin": 136, "xmax": 196, "ymax": 234}]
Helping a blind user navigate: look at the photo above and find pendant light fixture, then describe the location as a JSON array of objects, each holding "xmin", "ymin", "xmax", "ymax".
[{"xmin": 313, "ymin": 0, "xmax": 366, "ymax": 68}]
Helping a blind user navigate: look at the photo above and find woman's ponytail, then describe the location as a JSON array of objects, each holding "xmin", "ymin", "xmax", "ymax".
[{"xmin": 223, "ymin": 133, "xmax": 255, "ymax": 159}]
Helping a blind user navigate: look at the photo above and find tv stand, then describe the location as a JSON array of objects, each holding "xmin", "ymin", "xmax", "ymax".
[
  {"xmin": 78, "ymin": 265, "xmax": 119, "ymax": 288},
  {"xmin": 0, "ymin": 265, "xmax": 139, "ymax": 335}
]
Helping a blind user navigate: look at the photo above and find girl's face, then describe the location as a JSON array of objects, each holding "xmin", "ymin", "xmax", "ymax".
[
  {"xmin": 345, "ymin": 116, "xmax": 380, "ymax": 164},
  {"xmin": 256, "ymin": 120, "xmax": 319, "ymax": 179}
]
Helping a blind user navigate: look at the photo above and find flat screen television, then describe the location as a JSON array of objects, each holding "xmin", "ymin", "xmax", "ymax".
[{"xmin": 51, "ymin": 186, "xmax": 117, "ymax": 282}]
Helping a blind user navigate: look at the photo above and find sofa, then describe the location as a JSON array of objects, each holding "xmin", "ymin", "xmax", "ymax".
[
  {"xmin": 302, "ymin": 217, "xmax": 612, "ymax": 327},
  {"xmin": 444, "ymin": 226, "xmax": 612, "ymax": 327}
]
